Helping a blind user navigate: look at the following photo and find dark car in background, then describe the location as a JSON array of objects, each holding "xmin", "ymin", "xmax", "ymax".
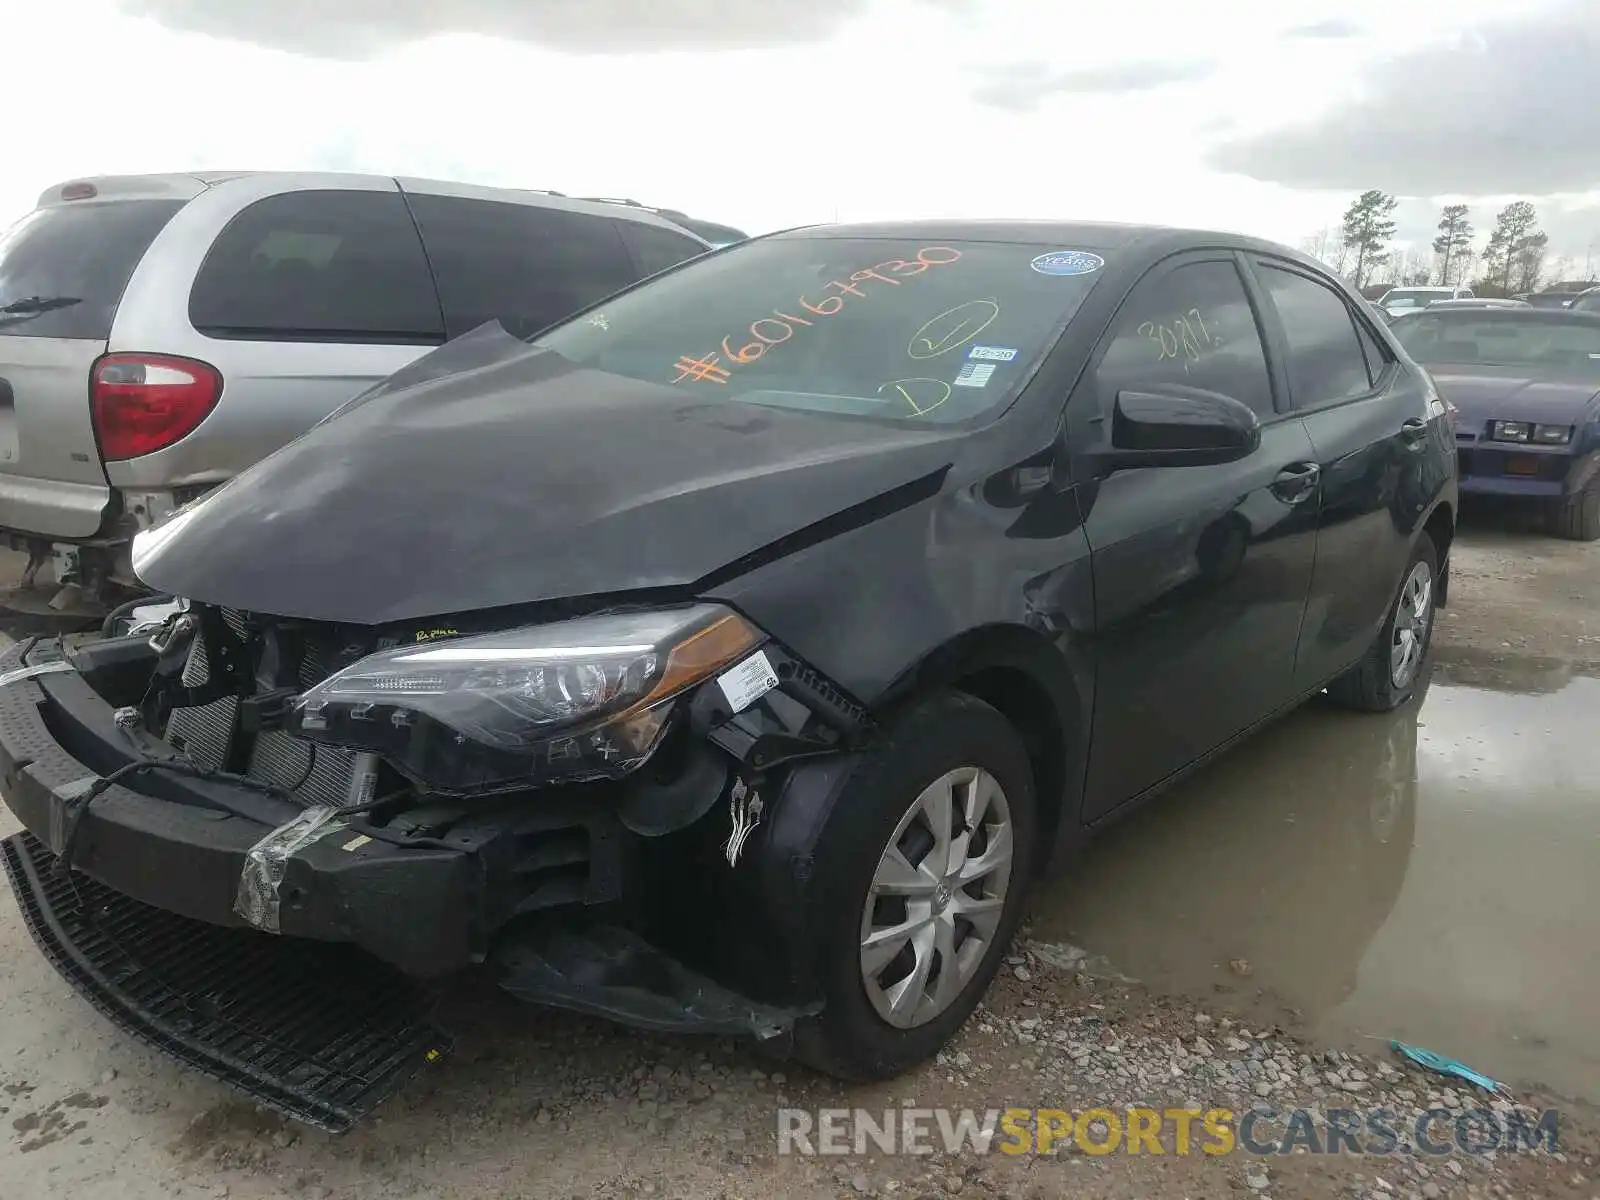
[
  {"xmin": 1570, "ymin": 287, "xmax": 1600, "ymax": 314},
  {"xmin": 0, "ymin": 220, "xmax": 1455, "ymax": 1128},
  {"xmin": 1391, "ymin": 306, "xmax": 1600, "ymax": 539},
  {"xmin": 1513, "ymin": 283, "xmax": 1600, "ymax": 309}
]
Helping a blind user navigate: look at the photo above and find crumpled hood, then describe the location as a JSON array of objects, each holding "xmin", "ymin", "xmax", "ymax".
[
  {"xmin": 133, "ymin": 324, "xmax": 961, "ymax": 625},
  {"xmin": 1428, "ymin": 366, "xmax": 1600, "ymax": 428}
]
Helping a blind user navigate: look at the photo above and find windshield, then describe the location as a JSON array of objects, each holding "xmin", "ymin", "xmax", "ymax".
[
  {"xmin": 1393, "ymin": 313, "xmax": 1600, "ymax": 369},
  {"xmin": 532, "ymin": 235, "xmax": 1105, "ymax": 424},
  {"xmin": 1382, "ymin": 289, "xmax": 1448, "ymax": 309},
  {"xmin": 0, "ymin": 199, "xmax": 184, "ymax": 339}
]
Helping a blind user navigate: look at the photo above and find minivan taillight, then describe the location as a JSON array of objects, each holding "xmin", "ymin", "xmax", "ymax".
[{"xmin": 91, "ymin": 353, "xmax": 222, "ymax": 461}]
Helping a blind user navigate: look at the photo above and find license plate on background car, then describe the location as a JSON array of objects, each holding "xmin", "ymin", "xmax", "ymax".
[{"xmin": 1503, "ymin": 456, "xmax": 1541, "ymax": 476}]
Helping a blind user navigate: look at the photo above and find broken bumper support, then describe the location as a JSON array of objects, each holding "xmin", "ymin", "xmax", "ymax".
[
  {"xmin": 0, "ymin": 638, "xmax": 825, "ymax": 1085},
  {"xmin": 1, "ymin": 831, "xmax": 452, "ymax": 1133}
]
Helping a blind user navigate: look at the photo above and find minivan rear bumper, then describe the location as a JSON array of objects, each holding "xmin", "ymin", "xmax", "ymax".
[{"xmin": 0, "ymin": 474, "xmax": 111, "ymax": 540}]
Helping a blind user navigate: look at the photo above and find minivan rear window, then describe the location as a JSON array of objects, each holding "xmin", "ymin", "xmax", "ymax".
[{"xmin": 0, "ymin": 199, "xmax": 184, "ymax": 341}]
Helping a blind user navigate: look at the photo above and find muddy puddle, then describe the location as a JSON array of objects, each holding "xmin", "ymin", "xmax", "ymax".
[{"xmin": 1028, "ymin": 655, "xmax": 1600, "ymax": 1105}]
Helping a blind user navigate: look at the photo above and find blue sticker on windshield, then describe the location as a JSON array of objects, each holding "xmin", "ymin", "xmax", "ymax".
[
  {"xmin": 968, "ymin": 345, "xmax": 1019, "ymax": 362},
  {"xmin": 1030, "ymin": 250, "xmax": 1104, "ymax": 276}
]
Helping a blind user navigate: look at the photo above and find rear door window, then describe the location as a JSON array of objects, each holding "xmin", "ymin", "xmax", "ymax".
[
  {"xmin": 0, "ymin": 199, "xmax": 184, "ymax": 340},
  {"xmin": 1354, "ymin": 316, "xmax": 1392, "ymax": 386},
  {"xmin": 617, "ymin": 220, "xmax": 707, "ymax": 278},
  {"xmin": 1257, "ymin": 264, "xmax": 1374, "ymax": 409},
  {"xmin": 188, "ymin": 190, "xmax": 445, "ymax": 344},
  {"xmin": 405, "ymin": 194, "xmax": 640, "ymax": 339}
]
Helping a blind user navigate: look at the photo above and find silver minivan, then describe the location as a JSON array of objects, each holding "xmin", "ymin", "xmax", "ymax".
[{"xmin": 0, "ymin": 172, "xmax": 726, "ymax": 615}]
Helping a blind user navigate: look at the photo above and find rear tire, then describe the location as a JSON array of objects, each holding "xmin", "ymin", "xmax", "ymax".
[
  {"xmin": 1547, "ymin": 479, "xmax": 1600, "ymax": 541},
  {"xmin": 1326, "ymin": 534, "xmax": 1439, "ymax": 713},
  {"xmin": 790, "ymin": 691, "xmax": 1036, "ymax": 1081}
]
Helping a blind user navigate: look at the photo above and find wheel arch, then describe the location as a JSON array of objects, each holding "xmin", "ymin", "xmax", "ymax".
[
  {"xmin": 1421, "ymin": 500, "xmax": 1455, "ymax": 606},
  {"xmin": 876, "ymin": 623, "xmax": 1088, "ymax": 874}
]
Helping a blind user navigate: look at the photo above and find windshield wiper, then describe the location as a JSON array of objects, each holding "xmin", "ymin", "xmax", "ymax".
[{"xmin": 0, "ymin": 295, "xmax": 82, "ymax": 315}]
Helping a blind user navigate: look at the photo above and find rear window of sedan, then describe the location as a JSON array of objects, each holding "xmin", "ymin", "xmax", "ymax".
[{"xmin": 1393, "ymin": 312, "xmax": 1600, "ymax": 370}]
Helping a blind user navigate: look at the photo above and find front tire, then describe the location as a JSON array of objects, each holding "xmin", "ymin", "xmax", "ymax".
[
  {"xmin": 791, "ymin": 691, "xmax": 1037, "ymax": 1081},
  {"xmin": 1326, "ymin": 533, "xmax": 1439, "ymax": 712},
  {"xmin": 1547, "ymin": 478, "xmax": 1600, "ymax": 541}
]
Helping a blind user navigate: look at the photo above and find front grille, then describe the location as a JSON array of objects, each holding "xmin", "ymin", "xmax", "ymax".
[
  {"xmin": 163, "ymin": 624, "xmax": 357, "ymax": 807},
  {"xmin": 2, "ymin": 832, "xmax": 451, "ymax": 1132}
]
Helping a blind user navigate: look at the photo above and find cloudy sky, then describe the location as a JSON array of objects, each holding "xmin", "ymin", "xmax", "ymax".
[{"xmin": 6, "ymin": 0, "xmax": 1598, "ymax": 266}]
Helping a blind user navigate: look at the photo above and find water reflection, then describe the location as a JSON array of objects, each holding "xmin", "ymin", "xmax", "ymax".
[{"xmin": 1032, "ymin": 665, "xmax": 1600, "ymax": 1102}]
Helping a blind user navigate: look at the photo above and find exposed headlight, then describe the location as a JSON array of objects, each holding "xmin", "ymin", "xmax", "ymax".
[
  {"xmin": 1490, "ymin": 421, "xmax": 1530, "ymax": 442},
  {"xmin": 288, "ymin": 604, "xmax": 763, "ymax": 795},
  {"xmin": 1491, "ymin": 421, "xmax": 1574, "ymax": 445},
  {"xmin": 1532, "ymin": 424, "xmax": 1574, "ymax": 445}
]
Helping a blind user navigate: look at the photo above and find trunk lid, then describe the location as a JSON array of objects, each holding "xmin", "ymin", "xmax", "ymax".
[{"xmin": 0, "ymin": 181, "xmax": 193, "ymax": 537}]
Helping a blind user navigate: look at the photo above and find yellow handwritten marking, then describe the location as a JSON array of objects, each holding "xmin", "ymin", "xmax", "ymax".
[
  {"xmin": 1137, "ymin": 308, "xmax": 1217, "ymax": 374},
  {"xmin": 878, "ymin": 377, "xmax": 953, "ymax": 417},
  {"xmin": 907, "ymin": 299, "xmax": 1000, "ymax": 360}
]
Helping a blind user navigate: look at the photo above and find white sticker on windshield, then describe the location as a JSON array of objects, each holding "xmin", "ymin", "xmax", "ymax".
[
  {"xmin": 717, "ymin": 650, "xmax": 780, "ymax": 713},
  {"xmin": 953, "ymin": 362, "xmax": 996, "ymax": 388},
  {"xmin": 967, "ymin": 345, "xmax": 1019, "ymax": 362}
]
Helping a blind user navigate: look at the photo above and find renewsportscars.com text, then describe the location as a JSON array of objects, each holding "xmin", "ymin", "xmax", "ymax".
[{"xmin": 777, "ymin": 1106, "xmax": 1561, "ymax": 1158}]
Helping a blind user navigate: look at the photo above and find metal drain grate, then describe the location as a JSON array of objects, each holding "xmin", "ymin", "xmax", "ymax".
[{"xmin": 2, "ymin": 833, "xmax": 452, "ymax": 1132}]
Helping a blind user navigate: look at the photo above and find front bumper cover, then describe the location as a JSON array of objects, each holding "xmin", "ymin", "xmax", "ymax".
[
  {"xmin": 0, "ymin": 636, "xmax": 833, "ymax": 1102},
  {"xmin": 1456, "ymin": 444, "xmax": 1599, "ymax": 497},
  {"xmin": 0, "ymin": 638, "xmax": 631, "ymax": 978}
]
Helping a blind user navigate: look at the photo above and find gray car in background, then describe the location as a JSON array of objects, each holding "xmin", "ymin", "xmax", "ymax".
[{"xmin": 0, "ymin": 171, "xmax": 729, "ymax": 618}]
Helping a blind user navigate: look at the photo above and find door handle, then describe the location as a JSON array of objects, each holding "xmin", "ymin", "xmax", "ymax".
[
  {"xmin": 1271, "ymin": 462, "xmax": 1320, "ymax": 504},
  {"xmin": 1399, "ymin": 418, "xmax": 1428, "ymax": 447}
]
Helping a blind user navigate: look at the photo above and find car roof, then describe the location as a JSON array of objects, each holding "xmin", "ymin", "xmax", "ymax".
[
  {"xmin": 768, "ymin": 218, "xmax": 1318, "ymax": 259},
  {"xmin": 1396, "ymin": 305, "xmax": 1600, "ymax": 324},
  {"xmin": 33, "ymin": 170, "xmax": 716, "ymax": 242}
]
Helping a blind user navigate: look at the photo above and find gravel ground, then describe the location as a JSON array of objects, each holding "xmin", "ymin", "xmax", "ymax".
[{"xmin": 2, "ymin": 519, "xmax": 1597, "ymax": 1198}]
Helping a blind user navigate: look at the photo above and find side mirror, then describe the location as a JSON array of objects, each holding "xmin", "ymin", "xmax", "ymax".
[{"xmin": 1095, "ymin": 387, "xmax": 1261, "ymax": 472}]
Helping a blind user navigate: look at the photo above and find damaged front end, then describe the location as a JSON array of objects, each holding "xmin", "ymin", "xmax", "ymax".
[{"xmin": 0, "ymin": 599, "xmax": 872, "ymax": 1123}]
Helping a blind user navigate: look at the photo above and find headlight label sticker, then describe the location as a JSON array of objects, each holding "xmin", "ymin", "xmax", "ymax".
[{"xmin": 717, "ymin": 650, "xmax": 780, "ymax": 713}]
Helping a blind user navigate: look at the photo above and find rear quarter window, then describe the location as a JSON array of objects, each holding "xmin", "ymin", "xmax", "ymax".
[
  {"xmin": 405, "ymin": 194, "xmax": 640, "ymax": 340},
  {"xmin": 617, "ymin": 220, "xmax": 708, "ymax": 277},
  {"xmin": 188, "ymin": 190, "xmax": 445, "ymax": 344},
  {"xmin": 0, "ymin": 199, "xmax": 184, "ymax": 340}
]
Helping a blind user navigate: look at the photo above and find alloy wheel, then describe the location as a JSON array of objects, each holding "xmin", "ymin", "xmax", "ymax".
[
  {"xmin": 858, "ymin": 766, "xmax": 1014, "ymax": 1029},
  {"xmin": 1389, "ymin": 559, "xmax": 1434, "ymax": 689}
]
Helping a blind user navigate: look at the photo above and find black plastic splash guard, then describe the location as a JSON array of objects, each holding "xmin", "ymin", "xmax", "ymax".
[{"xmin": 1, "ymin": 832, "xmax": 452, "ymax": 1133}]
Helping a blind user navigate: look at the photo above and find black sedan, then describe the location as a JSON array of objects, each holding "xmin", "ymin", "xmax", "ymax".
[
  {"xmin": 0, "ymin": 220, "xmax": 1456, "ymax": 1123},
  {"xmin": 1390, "ymin": 306, "xmax": 1600, "ymax": 539}
]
